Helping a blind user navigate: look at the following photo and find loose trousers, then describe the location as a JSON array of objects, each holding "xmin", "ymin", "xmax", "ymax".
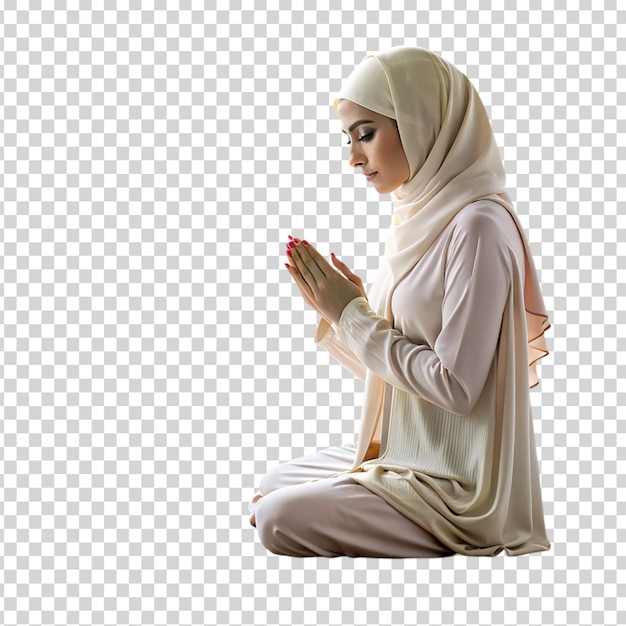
[{"xmin": 248, "ymin": 444, "xmax": 455, "ymax": 558}]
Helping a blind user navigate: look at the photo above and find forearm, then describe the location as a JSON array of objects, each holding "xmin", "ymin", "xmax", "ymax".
[{"xmin": 334, "ymin": 298, "xmax": 477, "ymax": 415}]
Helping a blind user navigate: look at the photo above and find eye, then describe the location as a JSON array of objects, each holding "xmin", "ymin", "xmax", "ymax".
[{"xmin": 344, "ymin": 132, "xmax": 374, "ymax": 146}]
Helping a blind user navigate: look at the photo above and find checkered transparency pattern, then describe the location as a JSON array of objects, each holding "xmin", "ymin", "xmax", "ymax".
[{"xmin": 0, "ymin": 2, "xmax": 623, "ymax": 626}]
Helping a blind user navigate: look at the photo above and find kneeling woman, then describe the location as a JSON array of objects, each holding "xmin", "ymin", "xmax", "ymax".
[{"xmin": 249, "ymin": 47, "xmax": 551, "ymax": 558}]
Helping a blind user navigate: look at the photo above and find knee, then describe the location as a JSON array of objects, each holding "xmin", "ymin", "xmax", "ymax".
[
  {"xmin": 254, "ymin": 491, "xmax": 289, "ymax": 555},
  {"xmin": 254, "ymin": 488, "xmax": 311, "ymax": 557}
]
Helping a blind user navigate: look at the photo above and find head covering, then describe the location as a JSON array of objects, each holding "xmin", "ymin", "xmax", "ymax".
[
  {"xmin": 335, "ymin": 47, "xmax": 549, "ymax": 391},
  {"xmin": 317, "ymin": 47, "xmax": 551, "ymax": 554}
]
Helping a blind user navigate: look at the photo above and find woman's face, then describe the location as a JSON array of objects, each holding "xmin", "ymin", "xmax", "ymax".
[{"xmin": 335, "ymin": 99, "xmax": 411, "ymax": 194}]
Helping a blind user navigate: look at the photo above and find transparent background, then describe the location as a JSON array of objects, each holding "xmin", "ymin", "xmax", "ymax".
[{"xmin": 0, "ymin": 2, "xmax": 623, "ymax": 625}]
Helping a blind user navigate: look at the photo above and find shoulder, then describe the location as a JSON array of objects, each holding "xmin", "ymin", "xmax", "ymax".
[
  {"xmin": 449, "ymin": 199, "xmax": 513, "ymax": 240},
  {"xmin": 443, "ymin": 200, "xmax": 519, "ymax": 273}
]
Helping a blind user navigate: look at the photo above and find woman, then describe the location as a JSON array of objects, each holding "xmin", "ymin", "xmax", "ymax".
[{"xmin": 249, "ymin": 47, "xmax": 551, "ymax": 558}]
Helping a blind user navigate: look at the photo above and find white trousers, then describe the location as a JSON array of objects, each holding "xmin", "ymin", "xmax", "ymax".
[{"xmin": 249, "ymin": 444, "xmax": 455, "ymax": 558}]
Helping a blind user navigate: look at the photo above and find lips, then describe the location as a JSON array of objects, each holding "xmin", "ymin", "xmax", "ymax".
[{"xmin": 364, "ymin": 172, "xmax": 378, "ymax": 182}]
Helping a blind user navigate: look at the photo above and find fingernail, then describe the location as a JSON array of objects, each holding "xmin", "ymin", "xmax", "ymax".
[
  {"xmin": 284, "ymin": 263, "xmax": 290, "ymax": 269},
  {"xmin": 331, "ymin": 252, "xmax": 335, "ymax": 257},
  {"xmin": 286, "ymin": 249, "xmax": 292, "ymax": 258},
  {"xmin": 288, "ymin": 235, "xmax": 293, "ymax": 240},
  {"xmin": 293, "ymin": 238, "xmax": 300, "ymax": 243},
  {"xmin": 302, "ymin": 240, "xmax": 309, "ymax": 246},
  {"xmin": 288, "ymin": 241, "xmax": 295, "ymax": 249}
]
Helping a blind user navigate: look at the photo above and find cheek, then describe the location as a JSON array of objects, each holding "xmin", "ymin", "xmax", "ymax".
[
  {"xmin": 395, "ymin": 142, "xmax": 410, "ymax": 180},
  {"xmin": 388, "ymin": 142, "xmax": 410, "ymax": 180}
]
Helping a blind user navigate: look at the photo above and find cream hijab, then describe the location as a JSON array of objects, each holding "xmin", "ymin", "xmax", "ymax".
[{"xmin": 332, "ymin": 47, "xmax": 550, "ymax": 471}]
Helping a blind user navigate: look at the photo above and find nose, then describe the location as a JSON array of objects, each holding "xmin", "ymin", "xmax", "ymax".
[{"xmin": 348, "ymin": 143, "xmax": 366, "ymax": 169}]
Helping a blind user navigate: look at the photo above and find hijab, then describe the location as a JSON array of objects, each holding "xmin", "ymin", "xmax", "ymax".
[{"xmin": 331, "ymin": 47, "xmax": 550, "ymax": 471}]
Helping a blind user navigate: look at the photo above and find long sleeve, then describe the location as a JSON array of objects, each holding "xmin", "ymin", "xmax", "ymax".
[{"xmin": 334, "ymin": 210, "xmax": 515, "ymax": 415}]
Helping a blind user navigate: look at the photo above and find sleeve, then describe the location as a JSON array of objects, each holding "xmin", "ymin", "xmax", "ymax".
[
  {"xmin": 314, "ymin": 315, "xmax": 367, "ymax": 381},
  {"xmin": 333, "ymin": 212, "xmax": 513, "ymax": 415}
]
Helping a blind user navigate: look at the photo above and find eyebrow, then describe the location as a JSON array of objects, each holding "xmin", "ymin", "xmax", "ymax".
[{"xmin": 343, "ymin": 119, "xmax": 374, "ymax": 134}]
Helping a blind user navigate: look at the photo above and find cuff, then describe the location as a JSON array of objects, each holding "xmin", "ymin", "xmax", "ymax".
[{"xmin": 334, "ymin": 296, "xmax": 370, "ymax": 332}]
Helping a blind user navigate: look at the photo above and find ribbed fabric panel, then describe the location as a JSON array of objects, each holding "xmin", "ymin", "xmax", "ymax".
[{"xmin": 362, "ymin": 363, "xmax": 497, "ymax": 488}]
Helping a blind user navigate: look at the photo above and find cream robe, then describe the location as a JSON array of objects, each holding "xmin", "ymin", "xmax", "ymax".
[{"xmin": 315, "ymin": 200, "xmax": 550, "ymax": 556}]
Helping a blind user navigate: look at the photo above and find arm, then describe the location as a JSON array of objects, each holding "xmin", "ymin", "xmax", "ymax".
[{"xmin": 334, "ymin": 212, "xmax": 514, "ymax": 415}]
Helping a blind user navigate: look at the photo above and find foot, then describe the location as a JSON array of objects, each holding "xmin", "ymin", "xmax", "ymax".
[{"xmin": 248, "ymin": 491, "xmax": 263, "ymax": 527}]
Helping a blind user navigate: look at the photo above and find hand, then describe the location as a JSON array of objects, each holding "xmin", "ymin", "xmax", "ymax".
[
  {"xmin": 329, "ymin": 252, "xmax": 368, "ymax": 303},
  {"xmin": 284, "ymin": 237, "xmax": 368, "ymax": 321},
  {"xmin": 284, "ymin": 238, "xmax": 365, "ymax": 325}
]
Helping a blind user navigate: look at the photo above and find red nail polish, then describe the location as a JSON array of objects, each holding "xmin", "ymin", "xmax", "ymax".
[
  {"xmin": 293, "ymin": 238, "xmax": 300, "ymax": 243},
  {"xmin": 284, "ymin": 263, "xmax": 290, "ymax": 269},
  {"xmin": 286, "ymin": 249, "xmax": 292, "ymax": 257},
  {"xmin": 288, "ymin": 235, "xmax": 293, "ymax": 240},
  {"xmin": 288, "ymin": 241, "xmax": 295, "ymax": 249},
  {"xmin": 302, "ymin": 240, "xmax": 309, "ymax": 246}
]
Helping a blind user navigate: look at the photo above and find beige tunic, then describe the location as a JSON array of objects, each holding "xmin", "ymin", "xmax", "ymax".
[{"xmin": 315, "ymin": 200, "xmax": 550, "ymax": 556}]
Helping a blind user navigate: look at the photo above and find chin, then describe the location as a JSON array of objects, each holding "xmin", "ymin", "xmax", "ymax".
[{"xmin": 374, "ymin": 182, "xmax": 393, "ymax": 194}]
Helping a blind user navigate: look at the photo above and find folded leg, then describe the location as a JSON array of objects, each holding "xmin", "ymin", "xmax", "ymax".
[
  {"xmin": 259, "ymin": 444, "xmax": 357, "ymax": 494},
  {"xmin": 248, "ymin": 444, "xmax": 358, "ymax": 527},
  {"xmin": 254, "ymin": 472, "xmax": 454, "ymax": 558}
]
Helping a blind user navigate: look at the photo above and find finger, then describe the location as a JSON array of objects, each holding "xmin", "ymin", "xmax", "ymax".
[
  {"xmin": 291, "ymin": 243, "xmax": 325, "ymax": 285},
  {"xmin": 298, "ymin": 242, "xmax": 333, "ymax": 276},
  {"xmin": 284, "ymin": 259, "xmax": 316, "ymax": 302},
  {"xmin": 331, "ymin": 253, "xmax": 362, "ymax": 284},
  {"xmin": 331, "ymin": 252, "xmax": 350, "ymax": 272}
]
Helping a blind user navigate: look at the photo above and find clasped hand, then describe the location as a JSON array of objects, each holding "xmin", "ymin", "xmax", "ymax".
[{"xmin": 284, "ymin": 237, "xmax": 366, "ymax": 325}]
